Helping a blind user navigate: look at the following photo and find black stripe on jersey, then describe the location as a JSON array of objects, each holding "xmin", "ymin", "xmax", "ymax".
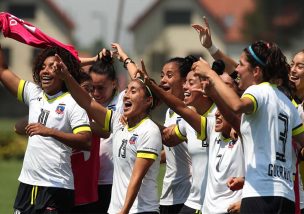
[
  {"xmin": 293, "ymin": 123, "xmax": 303, "ymax": 131},
  {"xmin": 22, "ymin": 81, "xmax": 27, "ymax": 103},
  {"xmin": 109, "ymin": 110, "xmax": 113, "ymax": 132},
  {"xmin": 72, "ymin": 124, "xmax": 90, "ymax": 131},
  {"xmin": 246, "ymin": 93, "xmax": 258, "ymax": 112},
  {"xmin": 137, "ymin": 150, "xmax": 159, "ymax": 157}
]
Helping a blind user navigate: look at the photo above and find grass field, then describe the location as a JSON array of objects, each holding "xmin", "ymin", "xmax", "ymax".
[
  {"xmin": 0, "ymin": 159, "xmax": 165, "ymax": 213},
  {"xmin": 0, "ymin": 159, "xmax": 22, "ymax": 214}
]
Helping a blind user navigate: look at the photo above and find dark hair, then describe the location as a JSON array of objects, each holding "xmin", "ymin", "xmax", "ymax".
[
  {"xmin": 78, "ymin": 71, "xmax": 92, "ymax": 84},
  {"xmin": 164, "ymin": 55, "xmax": 198, "ymax": 78},
  {"xmin": 134, "ymin": 78, "xmax": 159, "ymax": 112},
  {"xmin": 244, "ymin": 40, "xmax": 293, "ymax": 99},
  {"xmin": 89, "ymin": 60, "xmax": 117, "ymax": 81},
  {"xmin": 33, "ymin": 46, "xmax": 81, "ymax": 92}
]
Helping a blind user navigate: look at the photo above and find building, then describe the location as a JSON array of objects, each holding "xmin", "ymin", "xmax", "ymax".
[
  {"xmin": 0, "ymin": 0, "xmax": 75, "ymax": 117},
  {"xmin": 129, "ymin": 0, "xmax": 254, "ymax": 77}
]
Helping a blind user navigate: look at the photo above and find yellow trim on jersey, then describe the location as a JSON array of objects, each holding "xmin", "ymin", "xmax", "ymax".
[
  {"xmin": 292, "ymin": 99, "xmax": 298, "ymax": 108},
  {"xmin": 103, "ymin": 109, "xmax": 113, "ymax": 132},
  {"xmin": 202, "ymin": 103, "xmax": 216, "ymax": 117},
  {"xmin": 242, "ymin": 94, "xmax": 258, "ymax": 113},
  {"xmin": 128, "ymin": 117, "xmax": 149, "ymax": 131},
  {"xmin": 43, "ymin": 92, "xmax": 69, "ymax": 103},
  {"xmin": 137, "ymin": 152, "xmax": 158, "ymax": 160},
  {"xmin": 197, "ymin": 116, "xmax": 207, "ymax": 140},
  {"xmin": 73, "ymin": 125, "xmax": 91, "ymax": 134},
  {"xmin": 292, "ymin": 124, "xmax": 304, "ymax": 136},
  {"xmin": 17, "ymin": 80, "xmax": 26, "ymax": 102},
  {"xmin": 174, "ymin": 125, "xmax": 186, "ymax": 141}
]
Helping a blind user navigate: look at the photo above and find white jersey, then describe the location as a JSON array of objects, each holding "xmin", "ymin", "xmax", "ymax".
[
  {"xmin": 201, "ymin": 117, "xmax": 244, "ymax": 214},
  {"xmin": 240, "ymin": 82, "xmax": 304, "ymax": 201},
  {"xmin": 160, "ymin": 109, "xmax": 192, "ymax": 205},
  {"xmin": 105, "ymin": 110, "xmax": 162, "ymax": 214},
  {"xmin": 174, "ymin": 104, "xmax": 216, "ymax": 210},
  {"xmin": 98, "ymin": 91, "xmax": 124, "ymax": 185},
  {"xmin": 17, "ymin": 80, "xmax": 90, "ymax": 189}
]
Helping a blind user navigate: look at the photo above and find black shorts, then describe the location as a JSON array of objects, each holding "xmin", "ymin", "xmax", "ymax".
[
  {"xmin": 14, "ymin": 182, "xmax": 74, "ymax": 214},
  {"xmin": 160, "ymin": 203, "xmax": 184, "ymax": 214},
  {"xmin": 241, "ymin": 196, "xmax": 295, "ymax": 214},
  {"xmin": 178, "ymin": 205, "xmax": 201, "ymax": 214}
]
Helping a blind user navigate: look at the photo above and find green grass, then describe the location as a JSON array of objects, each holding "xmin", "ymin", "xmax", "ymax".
[
  {"xmin": 0, "ymin": 118, "xmax": 17, "ymax": 133},
  {"xmin": 0, "ymin": 159, "xmax": 22, "ymax": 214}
]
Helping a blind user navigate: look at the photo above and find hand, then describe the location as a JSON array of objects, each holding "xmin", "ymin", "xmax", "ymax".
[
  {"xmin": 230, "ymin": 128, "xmax": 238, "ymax": 141},
  {"xmin": 162, "ymin": 125, "xmax": 176, "ymax": 143},
  {"xmin": 25, "ymin": 123, "xmax": 52, "ymax": 137},
  {"xmin": 111, "ymin": 43, "xmax": 128, "ymax": 62},
  {"xmin": 227, "ymin": 201, "xmax": 241, "ymax": 213},
  {"xmin": 192, "ymin": 16, "xmax": 212, "ymax": 48},
  {"xmin": 192, "ymin": 57, "xmax": 212, "ymax": 78},
  {"xmin": 53, "ymin": 54, "xmax": 69, "ymax": 80},
  {"xmin": 227, "ymin": 176, "xmax": 244, "ymax": 191}
]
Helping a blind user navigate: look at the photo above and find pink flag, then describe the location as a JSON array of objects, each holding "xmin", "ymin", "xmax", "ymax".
[{"xmin": 0, "ymin": 12, "xmax": 79, "ymax": 61}]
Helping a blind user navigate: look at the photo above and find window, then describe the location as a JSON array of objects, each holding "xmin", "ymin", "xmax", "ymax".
[
  {"xmin": 151, "ymin": 52, "xmax": 167, "ymax": 72},
  {"xmin": 8, "ymin": 4, "xmax": 36, "ymax": 19},
  {"xmin": 2, "ymin": 47, "xmax": 11, "ymax": 67},
  {"xmin": 164, "ymin": 10, "xmax": 191, "ymax": 25}
]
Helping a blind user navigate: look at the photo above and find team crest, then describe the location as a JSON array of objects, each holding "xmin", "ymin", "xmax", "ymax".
[
  {"xmin": 55, "ymin": 103, "xmax": 66, "ymax": 114},
  {"xmin": 129, "ymin": 134, "xmax": 138, "ymax": 144}
]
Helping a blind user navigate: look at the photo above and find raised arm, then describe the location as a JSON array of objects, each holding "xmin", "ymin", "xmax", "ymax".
[
  {"xmin": 54, "ymin": 55, "xmax": 108, "ymax": 128},
  {"xmin": 192, "ymin": 17, "xmax": 238, "ymax": 74},
  {"xmin": 111, "ymin": 43, "xmax": 139, "ymax": 79},
  {"xmin": 0, "ymin": 44, "xmax": 21, "ymax": 97},
  {"xmin": 192, "ymin": 58, "xmax": 254, "ymax": 115}
]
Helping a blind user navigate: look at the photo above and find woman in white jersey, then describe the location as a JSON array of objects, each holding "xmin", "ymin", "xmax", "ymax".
[
  {"xmin": 55, "ymin": 58, "xmax": 162, "ymax": 214},
  {"xmin": 138, "ymin": 63, "xmax": 244, "ymax": 213},
  {"xmin": 110, "ymin": 43, "xmax": 192, "ymax": 214},
  {"xmin": 192, "ymin": 40, "xmax": 304, "ymax": 213},
  {"xmin": 0, "ymin": 44, "xmax": 92, "ymax": 213}
]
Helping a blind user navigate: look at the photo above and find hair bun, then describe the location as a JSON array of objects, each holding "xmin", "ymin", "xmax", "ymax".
[{"xmin": 102, "ymin": 49, "xmax": 114, "ymax": 64}]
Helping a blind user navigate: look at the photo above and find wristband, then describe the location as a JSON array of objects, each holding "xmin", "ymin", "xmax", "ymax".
[
  {"xmin": 123, "ymin": 58, "xmax": 134, "ymax": 69},
  {"xmin": 207, "ymin": 44, "xmax": 219, "ymax": 55}
]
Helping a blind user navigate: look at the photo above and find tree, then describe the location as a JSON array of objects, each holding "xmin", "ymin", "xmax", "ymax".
[{"xmin": 243, "ymin": 0, "xmax": 304, "ymax": 48}]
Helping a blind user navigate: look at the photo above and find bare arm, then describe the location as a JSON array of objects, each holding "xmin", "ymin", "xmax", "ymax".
[
  {"xmin": 192, "ymin": 17, "xmax": 238, "ymax": 74},
  {"xmin": 193, "ymin": 59, "xmax": 254, "ymax": 115},
  {"xmin": 0, "ymin": 45, "xmax": 21, "ymax": 97},
  {"xmin": 14, "ymin": 116, "xmax": 29, "ymax": 135},
  {"xmin": 25, "ymin": 123, "xmax": 91, "ymax": 150},
  {"xmin": 119, "ymin": 158, "xmax": 155, "ymax": 214},
  {"xmin": 111, "ymin": 43, "xmax": 139, "ymax": 79},
  {"xmin": 54, "ymin": 55, "xmax": 108, "ymax": 128},
  {"xmin": 162, "ymin": 125, "xmax": 183, "ymax": 147}
]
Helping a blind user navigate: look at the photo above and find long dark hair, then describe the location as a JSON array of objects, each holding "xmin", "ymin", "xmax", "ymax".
[
  {"xmin": 244, "ymin": 40, "xmax": 294, "ymax": 99},
  {"xmin": 33, "ymin": 46, "xmax": 81, "ymax": 92}
]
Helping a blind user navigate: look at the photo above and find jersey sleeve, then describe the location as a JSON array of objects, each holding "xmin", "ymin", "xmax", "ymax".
[
  {"xmin": 69, "ymin": 102, "xmax": 91, "ymax": 134},
  {"xmin": 197, "ymin": 116, "xmax": 215, "ymax": 141},
  {"xmin": 17, "ymin": 80, "xmax": 40, "ymax": 105},
  {"xmin": 136, "ymin": 123, "xmax": 162, "ymax": 161},
  {"xmin": 174, "ymin": 118, "xmax": 187, "ymax": 141},
  {"xmin": 241, "ymin": 84, "xmax": 261, "ymax": 114},
  {"xmin": 291, "ymin": 105, "xmax": 304, "ymax": 136}
]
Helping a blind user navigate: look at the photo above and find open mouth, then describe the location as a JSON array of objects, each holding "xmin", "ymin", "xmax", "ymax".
[
  {"xmin": 290, "ymin": 75, "xmax": 299, "ymax": 82},
  {"xmin": 184, "ymin": 91, "xmax": 191, "ymax": 98},
  {"xmin": 160, "ymin": 85, "xmax": 171, "ymax": 91},
  {"xmin": 41, "ymin": 76, "xmax": 53, "ymax": 84},
  {"xmin": 124, "ymin": 100, "xmax": 132, "ymax": 111}
]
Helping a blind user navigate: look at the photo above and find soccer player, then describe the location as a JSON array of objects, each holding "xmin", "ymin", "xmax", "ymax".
[
  {"xmin": 0, "ymin": 44, "xmax": 91, "ymax": 213},
  {"xmin": 55, "ymin": 59, "xmax": 162, "ymax": 214},
  {"xmin": 192, "ymin": 40, "xmax": 304, "ymax": 213}
]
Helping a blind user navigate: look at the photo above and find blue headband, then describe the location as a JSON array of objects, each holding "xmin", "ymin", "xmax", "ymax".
[{"xmin": 248, "ymin": 45, "xmax": 266, "ymax": 67}]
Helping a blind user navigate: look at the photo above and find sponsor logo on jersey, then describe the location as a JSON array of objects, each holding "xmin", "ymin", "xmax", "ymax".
[
  {"xmin": 129, "ymin": 134, "xmax": 138, "ymax": 144},
  {"xmin": 55, "ymin": 103, "xmax": 66, "ymax": 114}
]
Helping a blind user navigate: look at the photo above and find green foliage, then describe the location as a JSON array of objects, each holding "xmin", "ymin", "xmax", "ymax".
[{"xmin": 243, "ymin": 0, "xmax": 304, "ymax": 47}]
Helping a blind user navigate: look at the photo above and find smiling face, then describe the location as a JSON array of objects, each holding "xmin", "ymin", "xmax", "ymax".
[
  {"xmin": 123, "ymin": 80, "xmax": 152, "ymax": 121},
  {"xmin": 183, "ymin": 70, "xmax": 206, "ymax": 106},
  {"xmin": 160, "ymin": 62, "xmax": 185, "ymax": 99},
  {"xmin": 214, "ymin": 110, "xmax": 231, "ymax": 135},
  {"xmin": 90, "ymin": 72, "xmax": 116, "ymax": 106},
  {"xmin": 235, "ymin": 52, "xmax": 256, "ymax": 90},
  {"xmin": 289, "ymin": 52, "xmax": 304, "ymax": 94},
  {"xmin": 39, "ymin": 56, "xmax": 64, "ymax": 95}
]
